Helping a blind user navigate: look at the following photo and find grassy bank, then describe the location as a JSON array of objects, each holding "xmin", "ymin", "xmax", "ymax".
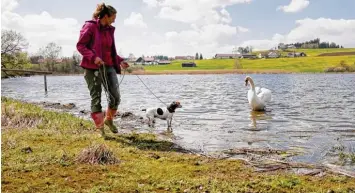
[
  {"xmin": 275, "ymin": 48, "xmax": 355, "ymax": 57},
  {"xmin": 2, "ymin": 97, "xmax": 355, "ymax": 192},
  {"xmin": 143, "ymin": 49, "xmax": 355, "ymax": 73}
]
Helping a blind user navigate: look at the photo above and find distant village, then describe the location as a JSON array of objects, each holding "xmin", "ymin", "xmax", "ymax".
[
  {"xmin": 123, "ymin": 38, "xmax": 344, "ymax": 66},
  {"xmin": 31, "ymin": 39, "xmax": 342, "ymax": 67},
  {"xmin": 124, "ymin": 44, "xmax": 307, "ymax": 66}
]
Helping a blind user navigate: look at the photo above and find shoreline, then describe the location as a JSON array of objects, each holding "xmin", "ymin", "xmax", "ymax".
[
  {"xmin": 2, "ymin": 68, "xmax": 355, "ymax": 79},
  {"xmin": 3, "ymin": 97, "xmax": 355, "ymax": 177},
  {"xmin": 2, "ymin": 97, "xmax": 355, "ymax": 192},
  {"xmin": 4, "ymin": 70, "xmax": 354, "ymax": 78}
]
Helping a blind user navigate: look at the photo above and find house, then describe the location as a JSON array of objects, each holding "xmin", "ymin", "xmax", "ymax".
[
  {"xmin": 175, "ymin": 56, "xmax": 194, "ymax": 60},
  {"xmin": 267, "ymin": 51, "xmax": 280, "ymax": 58},
  {"xmin": 287, "ymin": 52, "xmax": 306, "ymax": 57},
  {"xmin": 158, "ymin": 60, "xmax": 171, "ymax": 65},
  {"xmin": 257, "ymin": 52, "xmax": 269, "ymax": 58},
  {"xmin": 214, "ymin": 53, "xmax": 241, "ymax": 59},
  {"xmin": 241, "ymin": 54, "xmax": 257, "ymax": 59},
  {"xmin": 134, "ymin": 57, "xmax": 157, "ymax": 65},
  {"xmin": 278, "ymin": 43, "xmax": 286, "ymax": 50},
  {"xmin": 55, "ymin": 58, "xmax": 63, "ymax": 63},
  {"xmin": 278, "ymin": 43, "xmax": 296, "ymax": 50},
  {"xmin": 37, "ymin": 58, "xmax": 63, "ymax": 64},
  {"xmin": 127, "ymin": 57, "xmax": 136, "ymax": 62},
  {"xmin": 182, "ymin": 62, "xmax": 196, "ymax": 67},
  {"xmin": 38, "ymin": 58, "xmax": 45, "ymax": 64}
]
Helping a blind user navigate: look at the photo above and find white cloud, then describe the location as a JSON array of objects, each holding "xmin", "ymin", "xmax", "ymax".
[
  {"xmin": 1, "ymin": 0, "xmax": 80, "ymax": 56},
  {"xmin": 2, "ymin": 0, "xmax": 251, "ymax": 58},
  {"xmin": 144, "ymin": 23, "xmax": 244, "ymax": 58},
  {"xmin": 142, "ymin": 0, "xmax": 158, "ymax": 8},
  {"xmin": 1, "ymin": 0, "xmax": 19, "ymax": 12},
  {"xmin": 146, "ymin": 0, "xmax": 252, "ymax": 24},
  {"xmin": 124, "ymin": 12, "xmax": 148, "ymax": 28},
  {"xmin": 139, "ymin": 0, "xmax": 251, "ymax": 58},
  {"xmin": 220, "ymin": 9, "xmax": 232, "ymax": 23},
  {"xmin": 236, "ymin": 26, "xmax": 249, "ymax": 33},
  {"xmin": 277, "ymin": 0, "xmax": 310, "ymax": 13},
  {"xmin": 238, "ymin": 18, "xmax": 355, "ymax": 50}
]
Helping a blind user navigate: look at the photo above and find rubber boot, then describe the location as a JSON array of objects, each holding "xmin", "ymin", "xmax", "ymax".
[
  {"xmin": 91, "ymin": 112, "xmax": 105, "ymax": 137},
  {"xmin": 104, "ymin": 108, "xmax": 118, "ymax": 133}
]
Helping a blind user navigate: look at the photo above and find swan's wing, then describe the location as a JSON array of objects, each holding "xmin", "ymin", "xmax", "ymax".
[
  {"xmin": 254, "ymin": 87, "xmax": 262, "ymax": 95},
  {"xmin": 257, "ymin": 88, "xmax": 272, "ymax": 103}
]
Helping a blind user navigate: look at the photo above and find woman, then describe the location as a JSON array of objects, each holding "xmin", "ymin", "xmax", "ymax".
[{"xmin": 76, "ymin": 3, "xmax": 129, "ymax": 137}]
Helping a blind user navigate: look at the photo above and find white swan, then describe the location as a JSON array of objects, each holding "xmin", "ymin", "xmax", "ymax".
[{"xmin": 245, "ymin": 76, "xmax": 272, "ymax": 111}]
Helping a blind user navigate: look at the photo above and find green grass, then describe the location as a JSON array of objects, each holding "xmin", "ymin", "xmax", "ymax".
[
  {"xmin": 279, "ymin": 48, "xmax": 355, "ymax": 56},
  {"xmin": 144, "ymin": 59, "xmax": 235, "ymax": 71},
  {"xmin": 240, "ymin": 55, "xmax": 355, "ymax": 72},
  {"xmin": 143, "ymin": 49, "xmax": 355, "ymax": 73},
  {"xmin": 2, "ymin": 97, "xmax": 355, "ymax": 192}
]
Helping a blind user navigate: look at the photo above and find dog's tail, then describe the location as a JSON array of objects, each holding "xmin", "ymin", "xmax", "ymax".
[{"xmin": 138, "ymin": 104, "xmax": 146, "ymax": 111}]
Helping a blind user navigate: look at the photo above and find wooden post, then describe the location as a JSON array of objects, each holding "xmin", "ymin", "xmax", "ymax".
[
  {"xmin": 44, "ymin": 74, "xmax": 47, "ymax": 93},
  {"xmin": 1, "ymin": 69, "xmax": 52, "ymax": 94}
]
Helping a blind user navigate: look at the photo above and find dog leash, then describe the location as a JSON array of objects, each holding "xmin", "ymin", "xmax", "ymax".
[
  {"xmin": 135, "ymin": 74, "xmax": 168, "ymax": 107},
  {"xmin": 99, "ymin": 64, "xmax": 126, "ymax": 106}
]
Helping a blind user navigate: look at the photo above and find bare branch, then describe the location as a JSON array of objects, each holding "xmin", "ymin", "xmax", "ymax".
[{"xmin": 1, "ymin": 30, "xmax": 28, "ymax": 56}]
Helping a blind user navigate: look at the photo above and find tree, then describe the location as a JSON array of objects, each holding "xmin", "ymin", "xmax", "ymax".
[
  {"xmin": 72, "ymin": 51, "xmax": 82, "ymax": 66},
  {"xmin": 238, "ymin": 47, "xmax": 244, "ymax": 54},
  {"xmin": 199, "ymin": 53, "xmax": 203, "ymax": 60},
  {"xmin": 249, "ymin": 46, "xmax": 253, "ymax": 53},
  {"xmin": 195, "ymin": 52, "xmax": 199, "ymax": 60},
  {"xmin": 330, "ymin": 42, "xmax": 337, "ymax": 48},
  {"xmin": 1, "ymin": 52, "xmax": 30, "ymax": 70},
  {"xmin": 29, "ymin": 55, "xmax": 44, "ymax": 64},
  {"xmin": 40, "ymin": 42, "xmax": 62, "ymax": 71},
  {"xmin": 128, "ymin": 53, "xmax": 135, "ymax": 61},
  {"xmin": 1, "ymin": 30, "xmax": 29, "ymax": 69},
  {"xmin": 278, "ymin": 43, "xmax": 286, "ymax": 50}
]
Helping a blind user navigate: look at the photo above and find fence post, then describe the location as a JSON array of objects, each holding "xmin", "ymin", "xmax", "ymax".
[{"xmin": 44, "ymin": 74, "xmax": 47, "ymax": 93}]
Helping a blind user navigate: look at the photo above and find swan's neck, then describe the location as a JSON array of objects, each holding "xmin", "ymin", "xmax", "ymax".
[{"xmin": 248, "ymin": 78, "xmax": 256, "ymax": 91}]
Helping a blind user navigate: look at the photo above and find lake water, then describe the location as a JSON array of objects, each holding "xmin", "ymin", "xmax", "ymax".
[{"xmin": 2, "ymin": 74, "xmax": 355, "ymax": 167}]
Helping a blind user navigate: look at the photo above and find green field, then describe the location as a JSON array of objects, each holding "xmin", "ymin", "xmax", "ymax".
[
  {"xmin": 2, "ymin": 97, "xmax": 355, "ymax": 192},
  {"xmin": 277, "ymin": 48, "xmax": 355, "ymax": 56},
  {"xmin": 143, "ymin": 48, "xmax": 355, "ymax": 73}
]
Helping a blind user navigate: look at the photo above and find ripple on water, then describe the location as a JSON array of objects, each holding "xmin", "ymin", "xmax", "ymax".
[{"xmin": 2, "ymin": 74, "xmax": 355, "ymax": 165}]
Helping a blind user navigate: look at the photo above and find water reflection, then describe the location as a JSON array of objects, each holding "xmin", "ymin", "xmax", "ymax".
[
  {"xmin": 1, "ymin": 74, "xmax": 355, "ymax": 165},
  {"xmin": 248, "ymin": 110, "xmax": 273, "ymax": 131}
]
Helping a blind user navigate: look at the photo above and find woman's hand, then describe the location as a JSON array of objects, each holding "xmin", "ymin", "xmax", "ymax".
[
  {"xmin": 120, "ymin": 61, "xmax": 129, "ymax": 69},
  {"xmin": 94, "ymin": 57, "xmax": 104, "ymax": 66}
]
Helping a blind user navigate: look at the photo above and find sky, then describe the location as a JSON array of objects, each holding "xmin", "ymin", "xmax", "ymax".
[{"xmin": 1, "ymin": 0, "xmax": 355, "ymax": 58}]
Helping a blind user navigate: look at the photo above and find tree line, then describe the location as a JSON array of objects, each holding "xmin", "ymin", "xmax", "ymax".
[
  {"xmin": 195, "ymin": 53, "xmax": 203, "ymax": 60},
  {"xmin": 1, "ymin": 29, "xmax": 83, "ymax": 77},
  {"xmin": 278, "ymin": 38, "xmax": 344, "ymax": 50}
]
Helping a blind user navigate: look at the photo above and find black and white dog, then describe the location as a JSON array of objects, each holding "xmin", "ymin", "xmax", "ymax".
[{"xmin": 142, "ymin": 101, "xmax": 182, "ymax": 131}]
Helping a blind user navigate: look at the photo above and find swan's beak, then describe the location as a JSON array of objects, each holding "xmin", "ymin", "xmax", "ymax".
[{"xmin": 245, "ymin": 79, "xmax": 248, "ymax": 86}]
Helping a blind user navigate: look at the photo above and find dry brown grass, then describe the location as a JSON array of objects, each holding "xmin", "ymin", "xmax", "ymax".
[
  {"xmin": 76, "ymin": 144, "xmax": 120, "ymax": 165},
  {"xmin": 1, "ymin": 103, "xmax": 43, "ymax": 129}
]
